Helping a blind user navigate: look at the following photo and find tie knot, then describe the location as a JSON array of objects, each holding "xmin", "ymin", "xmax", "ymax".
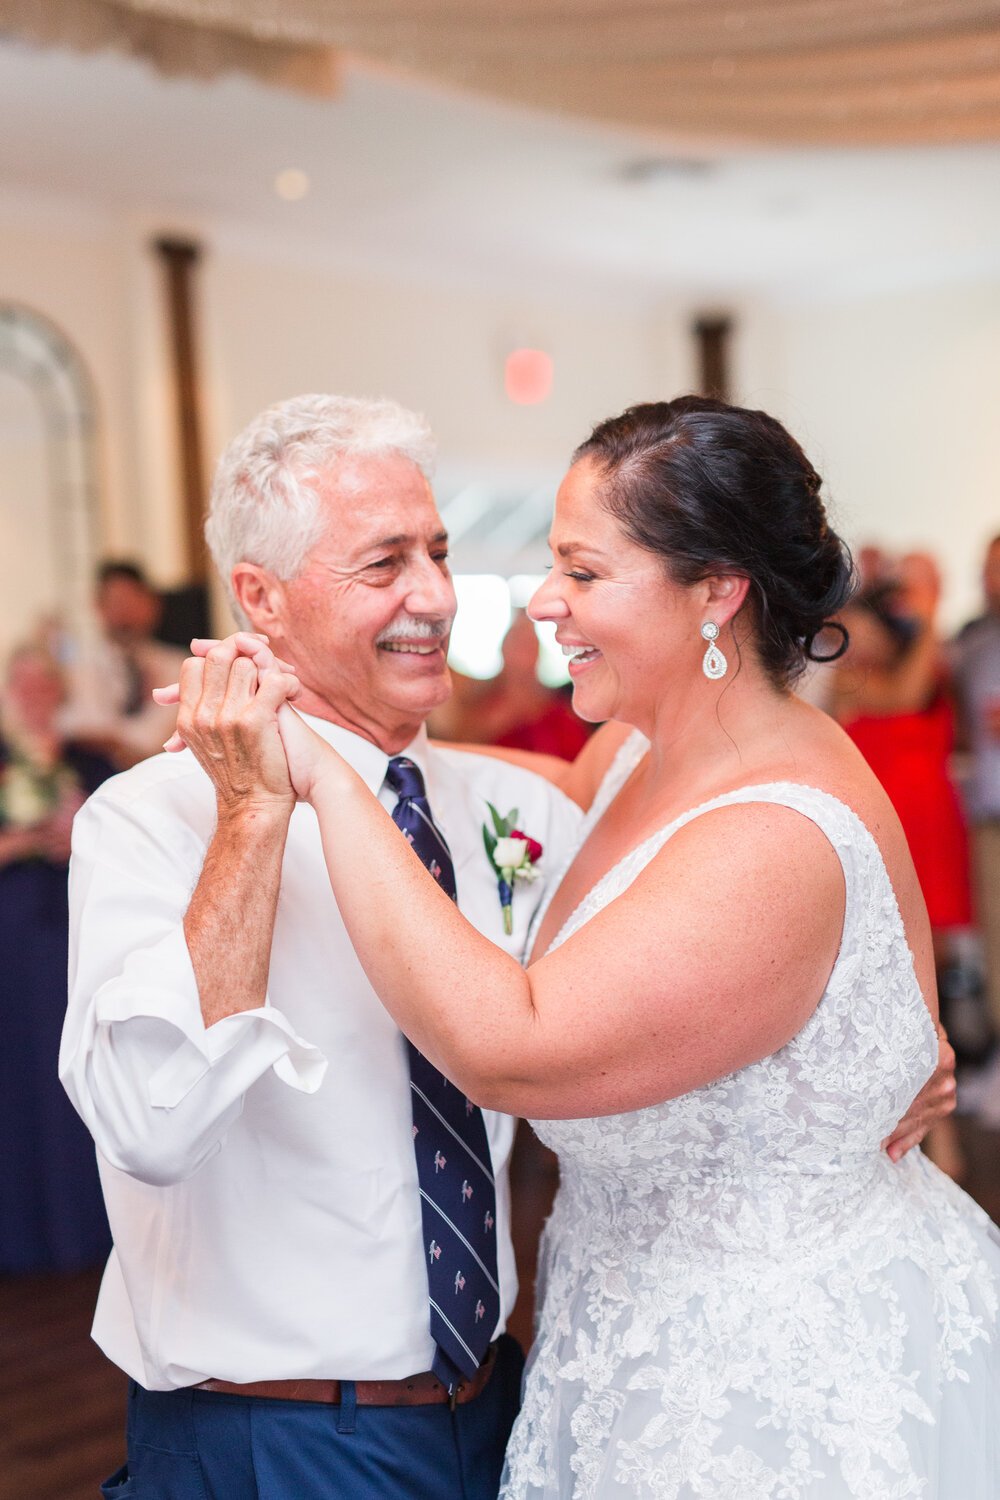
[{"xmin": 386, "ymin": 755, "xmax": 426, "ymax": 801}]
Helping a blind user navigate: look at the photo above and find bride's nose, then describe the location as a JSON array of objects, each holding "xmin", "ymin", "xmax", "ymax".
[{"xmin": 527, "ymin": 573, "xmax": 568, "ymax": 623}]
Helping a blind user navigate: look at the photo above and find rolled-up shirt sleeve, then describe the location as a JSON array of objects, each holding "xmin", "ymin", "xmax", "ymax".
[{"xmin": 60, "ymin": 782, "xmax": 327, "ymax": 1187}]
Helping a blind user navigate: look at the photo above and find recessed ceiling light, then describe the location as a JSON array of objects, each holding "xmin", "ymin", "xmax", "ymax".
[{"xmin": 275, "ymin": 168, "xmax": 310, "ymax": 201}]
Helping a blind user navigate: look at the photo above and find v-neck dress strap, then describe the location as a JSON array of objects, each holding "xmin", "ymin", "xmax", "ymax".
[{"xmin": 522, "ymin": 729, "xmax": 649, "ymax": 963}]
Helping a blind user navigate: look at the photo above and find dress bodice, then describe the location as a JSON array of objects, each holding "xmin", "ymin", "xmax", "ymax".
[{"xmin": 527, "ymin": 731, "xmax": 938, "ymax": 1205}]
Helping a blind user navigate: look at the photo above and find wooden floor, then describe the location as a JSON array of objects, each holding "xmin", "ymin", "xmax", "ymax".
[
  {"xmin": 2, "ymin": 1118, "xmax": 997, "ymax": 1500},
  {"xmin": 0, "ymin": 1268, "xmax": 126, "ymax": 1500}
]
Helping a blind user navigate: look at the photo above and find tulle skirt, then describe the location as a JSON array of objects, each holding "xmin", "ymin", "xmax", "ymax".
[{"xmin": 501, "ymin": 1156, "xmax": 1000, "ymax": 1499}]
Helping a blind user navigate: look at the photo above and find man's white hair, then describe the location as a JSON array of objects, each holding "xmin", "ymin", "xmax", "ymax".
[{"xmin": 206, "ymin": 394, "xmax": 437, "ymax": 622}]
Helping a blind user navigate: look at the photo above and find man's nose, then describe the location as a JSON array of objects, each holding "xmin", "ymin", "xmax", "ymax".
[{"xmin": 405, "ymin": 556, "xmax": 457, "ymax": 619}]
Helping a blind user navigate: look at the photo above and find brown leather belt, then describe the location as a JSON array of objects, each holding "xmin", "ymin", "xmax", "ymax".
[{"xmin": 195, "ymin": 1341, "xmax": 497, "ymax": 1408}]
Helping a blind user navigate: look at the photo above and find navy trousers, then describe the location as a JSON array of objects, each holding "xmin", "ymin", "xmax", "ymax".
[{"xmin": 99, "ymin": 1336, "xmax": 523, "ymax": 1500}]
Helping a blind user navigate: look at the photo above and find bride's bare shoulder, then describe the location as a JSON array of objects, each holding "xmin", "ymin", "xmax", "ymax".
[{"xmin": 783, "ymin": 709, "xmax": 903, "ymax": 850}]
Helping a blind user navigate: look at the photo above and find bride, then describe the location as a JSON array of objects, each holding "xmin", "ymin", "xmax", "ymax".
[{"xmin": 176, "ymin": 397, "xmax": 1000, "ymax": 1496}]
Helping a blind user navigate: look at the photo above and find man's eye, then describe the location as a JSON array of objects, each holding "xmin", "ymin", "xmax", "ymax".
[
  {"xmin": 433, "ymin": 550, "xmax": 450, "ymax": 565},
  {"xmin": 567, "ymin": 571, "xmax": 596, "ymax": 583},
  {"xmin": 369, "ymin": 557, "xmax": 396, "ymax": 570}
]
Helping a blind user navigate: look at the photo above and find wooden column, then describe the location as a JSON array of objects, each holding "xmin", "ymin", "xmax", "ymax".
[
  {"xmin": 693, "ymin": 314, "xmax": 733, "ymax": 403},
  {"xmin": 154, "ymin": 236, "xmax": 208, "ymax": 583}
]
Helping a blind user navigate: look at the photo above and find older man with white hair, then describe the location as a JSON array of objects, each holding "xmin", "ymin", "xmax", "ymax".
[{"xmin": 60, "ymin": 395, "xmax": 583, "ymax": 1500}]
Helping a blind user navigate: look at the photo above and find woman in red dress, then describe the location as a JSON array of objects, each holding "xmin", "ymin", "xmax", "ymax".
[
  {"xmin": 834, "ymin": 554, "xmax": 970, "ymax": 1177},
  {"xmin": 834, "ymin": 554, "xmax": 971, "ymax": 934}
]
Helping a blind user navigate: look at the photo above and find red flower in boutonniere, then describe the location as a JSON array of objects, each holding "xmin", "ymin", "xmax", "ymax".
[{"xmin": 510, "ymin": 830, "xmax": 543, "ymax": 864}]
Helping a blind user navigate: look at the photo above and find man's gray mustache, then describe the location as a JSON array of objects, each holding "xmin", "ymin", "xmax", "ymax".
[{"xmin": 375, "ymin": 618, "xmax": 453, "ymax": 645}]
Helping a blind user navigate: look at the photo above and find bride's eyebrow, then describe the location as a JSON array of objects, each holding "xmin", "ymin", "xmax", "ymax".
[{"xmin": 553, "ymin": 540, "xmax": 608, "ymax": 561}]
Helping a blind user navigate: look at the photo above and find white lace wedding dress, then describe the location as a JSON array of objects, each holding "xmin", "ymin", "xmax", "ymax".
[{"xmin": 501, "ymin": 732, "xmax": 1000, "ymax": 1499}]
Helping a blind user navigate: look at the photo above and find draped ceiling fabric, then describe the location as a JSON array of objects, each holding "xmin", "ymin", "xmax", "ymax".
[
  {"xmin": 5, "ymin": 0, "xmax": 1000, "ymax": 144},
  {"xmin": 0, "ymin": 0, "xmax": 338, "ymax": 95}
]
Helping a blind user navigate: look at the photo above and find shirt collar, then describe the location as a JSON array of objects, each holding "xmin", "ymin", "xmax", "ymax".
[{"xmin": 296, "ymin": 711, "xmax": 430, "ymax": 796}]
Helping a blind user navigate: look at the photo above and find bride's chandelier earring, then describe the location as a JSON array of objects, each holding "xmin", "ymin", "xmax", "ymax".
[{"xmin": 700, "ymin": 621, "xmax": 728, "ymax": 680}]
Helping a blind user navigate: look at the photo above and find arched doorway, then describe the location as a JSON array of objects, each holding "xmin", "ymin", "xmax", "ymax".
[{"xmin": 0, "ymin": 305, "xmax": 100, "ymax": 660}]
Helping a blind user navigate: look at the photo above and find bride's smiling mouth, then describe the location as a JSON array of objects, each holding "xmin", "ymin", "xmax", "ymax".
[{"xmin": 561, "ymin": 641, "xmax": 602, "ymax": 673}]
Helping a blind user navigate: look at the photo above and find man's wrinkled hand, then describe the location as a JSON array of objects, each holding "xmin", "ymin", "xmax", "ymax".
[
  {"xmin": 883, "ymin": 1024, "xmax": 956, "ymax": 1162},
  {"xmin": 171, "ymin": 636, "xmax": 302, "ymax": 819},
  {"xmin": 156, "ymin": 632, "xmax": 338, "ymax": 805}
]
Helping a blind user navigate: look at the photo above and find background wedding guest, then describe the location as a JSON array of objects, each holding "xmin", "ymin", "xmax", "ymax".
[
  {"xmin": 833, "ymin": 552, "xmax": 971, "ymax": 1176},
  {"xmin": 0, "ymin": 643, "xmax": 112, "ymax": 1272},
  {"xmin": 797, "ymin": 542, "xmax": 899, "ymax": 713},
  {"xmin": 59, "ymin": 559, "xmax": 185, "ymax": 769},
  {"xmin": 834, "ymin": 553, "xmax": 972, "ymax": 942},
  {"xmin": 954, "ymin": 536, "xmax": 1000, "ymax": 1029}
]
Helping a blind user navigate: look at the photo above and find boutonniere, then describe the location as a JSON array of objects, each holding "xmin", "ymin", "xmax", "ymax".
[{"xmin": 482, "ymin": 803, "xmax": 543, "ymax": 935}]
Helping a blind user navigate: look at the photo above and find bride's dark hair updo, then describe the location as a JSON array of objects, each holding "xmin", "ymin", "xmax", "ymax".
[{"xmin": 572, "ymin": 396, "xmax": 856, "ymax": 687}]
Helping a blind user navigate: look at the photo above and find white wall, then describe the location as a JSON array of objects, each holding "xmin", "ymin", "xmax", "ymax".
[
  {"xmin": 201, "ymin": 249, "xmax": 676, "ymax": 486},
  {"xmin": 733, "ymin": 281, "xmax": 1000, "ymax": 629}
]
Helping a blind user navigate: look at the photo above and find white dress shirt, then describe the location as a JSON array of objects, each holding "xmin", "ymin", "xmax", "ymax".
[{"xmin": 60, "ymin": 715, "xmax": 581, "ymax": 1390}]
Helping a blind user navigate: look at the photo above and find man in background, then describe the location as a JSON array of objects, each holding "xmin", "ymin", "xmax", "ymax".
[
  {"xmin": 954, "ymin": 534, "xmax": 1000, "ymax": 1037},
  {"xmin": 60, "ymin": 560, "xmax": 186, "ymax": 767}
]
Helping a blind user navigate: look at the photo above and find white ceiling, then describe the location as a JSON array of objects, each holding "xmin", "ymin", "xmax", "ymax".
[{"xmin": 1, "ymin": 34, "xmax": 1000, "ymax": 305}]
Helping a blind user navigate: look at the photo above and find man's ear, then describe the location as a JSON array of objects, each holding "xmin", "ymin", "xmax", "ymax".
[
  {"xmin": 232, "ymin": 564, "xmax": 285, "ymax": 635},
  {"xmin": 705, "ymin": 573, "xmax": 751, "ymax": 628}
]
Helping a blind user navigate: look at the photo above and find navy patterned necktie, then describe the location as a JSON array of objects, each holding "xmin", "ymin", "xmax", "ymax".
[{"xmin": 385, "ymin": 755, "xmax": 500, "ymax": 1392}]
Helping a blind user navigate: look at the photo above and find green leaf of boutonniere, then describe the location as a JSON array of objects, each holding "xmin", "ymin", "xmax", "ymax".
[{"xmin": 487, "ymin": 801, "xmax": 510, "ymax": 838}]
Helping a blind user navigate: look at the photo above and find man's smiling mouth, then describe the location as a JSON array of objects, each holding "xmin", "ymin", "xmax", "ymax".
[{"xmin": 379, "ymin": 641, "xmax": 444, "ymax": 655}]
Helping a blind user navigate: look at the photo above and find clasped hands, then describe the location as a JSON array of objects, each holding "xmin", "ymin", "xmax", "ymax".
[{"xmin": 153, "ymin": 632, "xmax": 334, "ymax": 817}]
